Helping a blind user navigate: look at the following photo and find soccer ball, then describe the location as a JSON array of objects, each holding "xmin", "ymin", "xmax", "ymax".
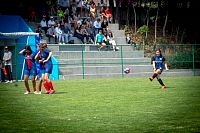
[{"xmin": 124, "ymin": 67, "xmax": 130, "ymax": 74}]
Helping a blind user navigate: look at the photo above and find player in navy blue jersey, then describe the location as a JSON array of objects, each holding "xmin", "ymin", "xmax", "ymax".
[
  {"xmin": 19, "ymin": 45, "xmax": 37, "ymax": 94},
  {"xmin": 35, "ymin": 43, "xmax": 55, "ymax": 94},
  {"xmin": 149, "ymin": 49, "xmax": 169, "ymax": 90}
]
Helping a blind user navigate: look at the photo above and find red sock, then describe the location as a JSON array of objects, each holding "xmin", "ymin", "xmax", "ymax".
[
  {"xmin": 26, "ymin": 87, "xmax": 30, "ymax": 92},
  {"xmin": 38, "ymin": 85, "xmax": 42, "ymax": 92},
  {"xmin": 33, "ymin": 87, "xmax": 36, "ymax": 92},
  {"xmin": 43, "ymin": 81, "xmax": 50, "ymax": 92},
  {"xmin": 48, "ymin": 81, "xmax": 54, "ymax": 90}
]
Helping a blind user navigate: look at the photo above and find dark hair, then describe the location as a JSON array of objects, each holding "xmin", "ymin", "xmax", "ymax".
[
  {"xmin": 109, "ymin": 32, "xmax": 113, "ymax": 37},
  {"xmin": 155, "ymin": 48, "xmax": 161, "ymax": 53},
  {"xmin": 155, "ymin": 48, "xmax": 162, "ymax": 56},
  {"xmin": 24, "ymin": 45, "xmax": 32, "ymax": 54}
]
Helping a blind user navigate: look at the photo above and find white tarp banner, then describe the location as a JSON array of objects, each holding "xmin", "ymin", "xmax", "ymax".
[{"xmin": 0, "ymin": 32, "xmax": 39, "ymax": 36}]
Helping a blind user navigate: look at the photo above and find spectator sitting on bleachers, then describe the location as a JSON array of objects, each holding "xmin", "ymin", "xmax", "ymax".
[
  {"xmin": 57, "ymin": 6, "xmax": 64, "ymax": 19},
  {"xmin": 99, "ymin": 7, "xmax": 107, "ymax": 20},
  {"xmin": 93, "ymin": 18, "xmax": 102, "ymax": 36},
  {"xmin": 47, "ymin": 16, "xmax": 56, "ymax": 28},
  {"xmin": 40, "ymin": 15, "xmax": 48, "ymax": 34},
  {"xmin": 89, "ymin": 3, "xmax": 96, "ymax": 20},
  {"xmin": 64, "ymin": 8, "xmax": 70, "ymax": 19},
  {"xmin": 95, "ymin": 30, "xmax": 106, "ymax": 50},
  {"xmin": 63, "ymin": 22, "xmax": 73, "ymax": 44},
  {"xmin": 80, "ymin": 24, "xmax": 90, "ymax": 43},
  {"xmin": 126, "ymin": 33, "xmax": 131, "ymax": 44},
  {"xmin": 74, "ymin": 26, "xmax": 85, "ymax": 44},
  {"xmin": 76, "ymin": 0, "xmax": 83, "ymax": 16},
  {"xmin": 35, "ymin": 25, "xmax": 43, "ymax": 44},
  {"xmin": 86, "ymin": 23, "xmax": 95, "ymax": 43},
  {"xmin": 46, "ymin": 25, "xmax": 56, "ymax": 44},
  {"xmin": 104, "ymin": 7, "xmax": 112, "ymax": 23},
  {"xmin": 60, "ymin": 16, "xmax": 66, "ymax": 29},
  {"xmin": 55, "ymin": 23, "xmax": 64, "ymax": 44},
  {"xmin": 101, "ymin": 19, "xmax": 108, "ymax": 34},
  {"xmin": 107, "ymin": 31, "xmax": 117, "ymax": 51}
]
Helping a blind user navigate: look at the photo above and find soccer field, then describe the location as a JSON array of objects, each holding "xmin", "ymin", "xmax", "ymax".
[{"xmin": 0, "ymin": 77, "xmax": 200, "ymax": 133}]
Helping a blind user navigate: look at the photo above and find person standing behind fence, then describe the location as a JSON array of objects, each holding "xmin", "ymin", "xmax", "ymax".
[
  {"xmin": 3, "ymin": 46, "xmax": 13, "ymax": 83},
  {"xmin": 149, "ymin": 49, "xmax": 169, "ymax": 90},
  {"xmin": 19, "ymin": 45, "xmax": 37, "ymax": 94}
]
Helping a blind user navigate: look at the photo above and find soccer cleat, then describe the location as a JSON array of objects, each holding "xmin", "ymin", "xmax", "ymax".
[
  {"xmin": 162, "ymin": 86, "xmax": 167, "ymax": 90},
  {"xmin": 34, "ymin": 91, "xmax": 38, "ymax": 94},
  {"xmin": 45, "ymin": 91, "xmax": 50, "ymax": 94},
  {"xmin": 149, "ymin": 77, "xmax": 153, "ymax": 81},
  {"xmin": 49, "ymin": 90, "xmax": 55, "ymax": 94},
  {"xmin": 24, "ymin": 91, "xmax": 30, "ymax": 94},
  {"xmin": 5, "ymin": 81, "xmax": 10, "ymax": 83},
  {"xmin": 37, "ymin": 91, "xmax": 42, "ymax": 94}
]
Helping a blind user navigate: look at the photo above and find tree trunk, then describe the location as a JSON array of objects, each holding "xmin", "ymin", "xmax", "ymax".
[
  {"xmin": 154, "ymin": 8, "xmax": 159, "ymax": 43},
  {"xmin": 133, "ymin": 5, "xmax": 137, "ymax": 34},
  {"xmin": 113, "ymin": 0, "xmax": 118, "ymax": 23},
  {"xmin": 115, "ymin": 6, "xmax": 119, "ymax": 23},
  {"xmin": 126, "ymin": 6, "xmax": 129, "ymax": 26},
  {"xmin": 145, "ymin": 8, "xmax": 150, "ymax": 39},
  {"xmin": 163, "ymin": 10, "xmax": 168, "ymax": 37},
  {"xmin": 175, "ymin": 26, "xmax": 179, "ymax": 43},
  {"xmin": 180, "ymin": 29, "xmax": 185, "ymax": 43}
]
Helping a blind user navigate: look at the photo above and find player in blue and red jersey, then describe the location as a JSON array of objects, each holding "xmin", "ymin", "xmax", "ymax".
[
  {"xmin": 19, "ymin": 45, "xmax": 37, "ymax": 94},
  {"xmin": 35, "ymin": 43, "xmax": 55, "ymax": 94},
  {"xmin": 149, "ymin": 49, "xmax": 169, "ymax": 90}
]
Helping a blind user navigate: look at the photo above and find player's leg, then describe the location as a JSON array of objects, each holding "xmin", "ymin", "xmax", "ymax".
[
  {"xmin": 156, "ymin": 74, "xmax": 167, "ymax": 89},
  {"xmin": 42, "ymin": 73, "xmax": 50, "ymax": 94},
  {"xmin": 37, "ymin": 69, "xmax": 43, "ymax": 94},
  {"xmin": 30, "ymin": 67, "xmax": 37, "ymax": 94},
  {"xmin": 24, "ymin": 73, "xmax": 30, "ymax": 94},
  {"xmin": 149, "ymin": 69, "xmax": 161, "ymax": 81},
  {"xmin": 44, "ymin": 73, "xmax": 55, "ymax": 94},
  {"xmin": 31, "ymin": 75, "xmax": 37, "ymax": 94},
  {"xmin": 45, "ymin": 64, "xmax": 54, "ymax": 94}
]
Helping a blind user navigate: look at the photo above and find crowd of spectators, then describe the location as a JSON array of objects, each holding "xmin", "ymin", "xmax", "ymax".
[{"xmin": 32, "ymin": 0, "xmax": 118, "ymax": 51}]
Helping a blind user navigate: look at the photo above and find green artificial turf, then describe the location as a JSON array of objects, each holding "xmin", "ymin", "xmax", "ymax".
[{"xmin": 0, "ymin": 77, "xmax": 200, "ymax": 133}]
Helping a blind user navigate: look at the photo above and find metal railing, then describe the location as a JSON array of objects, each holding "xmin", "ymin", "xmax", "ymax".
[
  {"xmin": 0, "ymin": 43, "xmax": 200, "ymax": 81},
  {"xmin": 52, "ymin": 43, "xmax": 200, "ymax": 79}
]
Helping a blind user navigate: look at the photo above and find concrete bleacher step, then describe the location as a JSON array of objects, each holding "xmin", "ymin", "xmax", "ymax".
[
  {"xmin": 58, "ymin": 65, "xmax": 152, "ymax": 75},
  {"xmin": 53, "ymin": 51, "xmax": 145, "ymax": 59},
  {"xmin": 57, "ymin": 58, "xmax": 151, "ymax": 65},
  {"xmin": 59, "ymin": 68, "xmax": 200, "ymax": 80},
  {"xmin": 108, "ymin": 23, "xmax": 119, "ymax": 30}
]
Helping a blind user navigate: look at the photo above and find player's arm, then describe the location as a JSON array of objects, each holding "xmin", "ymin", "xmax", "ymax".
[
  {"xmin": 43, "ymin": 51, "xmax": 52, "ymax": 63},
  {"xmin": 164, "ymin": 62, "xmax": 169, "ymax": 70},
  {"xmin": 151, "ymin": 56, "xmax": 156, "ymax": 72},
  {"xmin": 19, "ymin": 49, "xmax": 26, "ymax": 55},
  {"xmin": 152, "ymin": 61, "xmax": 156, "ymax": 72},
  {"xmin": 163, "ymin": 57, "xmax": 169, "ymax": 70},
  {"xmin": 35, "ymin": 51, "xmax": 43, "ymax": 63},
  {"xmin": 34, "ymin": 51, "xmax": 40, "ymax": 60}
]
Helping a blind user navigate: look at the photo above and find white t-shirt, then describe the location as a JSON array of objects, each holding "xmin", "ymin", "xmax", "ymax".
[{"xmin": 3, "ymin": 51, "xmax": 12, "ymax": 66}]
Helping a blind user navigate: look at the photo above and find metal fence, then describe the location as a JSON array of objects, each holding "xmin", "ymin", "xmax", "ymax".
[
  {"xmin": 53, "ymin": 43, "xmax": 200, "ymax": 80},
  {"xmin": 0, "ymin": 44, "xmax": 200, "ymax": 81}
]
